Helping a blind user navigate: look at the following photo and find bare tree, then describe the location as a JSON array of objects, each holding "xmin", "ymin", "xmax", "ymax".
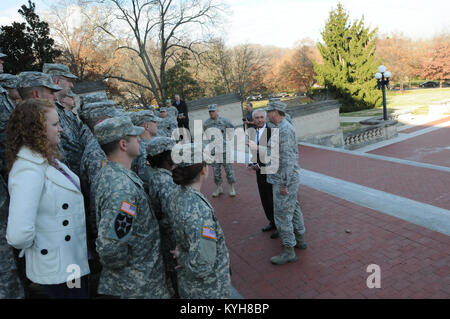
[{"xmin": 79, "ymin": 0, "xmax": 225, "ymax": 105}]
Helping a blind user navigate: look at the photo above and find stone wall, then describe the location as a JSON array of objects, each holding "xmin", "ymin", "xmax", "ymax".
[{"xmin": 287, "ymin": 100, "xmax": 344, "ymax": 147}]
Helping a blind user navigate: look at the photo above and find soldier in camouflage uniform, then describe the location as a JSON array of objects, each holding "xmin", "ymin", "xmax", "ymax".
[
  {"xmin": 0, "ymin": 174, "xmax": 24, "ymax": 299},
  {"xmin": 203, "ymin": 104, "xmax": 237, "ymax": 197},
  {"xmin": 157, "ymin": 107, "xmax": 178, "ymax": 138},
  {"xmin": 170, "ymin": 143, "xmax": 231, "ymax": 299},
  {"xmin": 265, "ymin": 100, "xmax": 306, "ymax": 265},
  {"xmin": 144, "ymin": 136, "xmax": 180, "ymax": 297},
  {"xmin": 0, "ymin": 74, "xmax": 22, "ymax": 106},
  {"xmin": 92, "ymin": 116, "xmax": 171, "ymax": 298},
  {"xmin": 129, "ymin": 110, "xmax": 162, "ymax": 183},
  {"xmin": 43, "ymin": 63, "xmax": 94, "ymax": 177},
  {"xmin": 165, "ymin": 99, "xmax": 179, "ymax": 120},
  {"xmin": 0, "ymin": 52, "xmax": 25, "ymax": 298}
]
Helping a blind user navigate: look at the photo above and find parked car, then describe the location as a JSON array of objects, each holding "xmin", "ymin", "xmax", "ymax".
[
  {"xmin": 247, "ymin": 93, "xmax": 262, "ymax": 101},
  {"xmin": 419, "ymin": 81, "xmax": 439, "ymax": 88}
]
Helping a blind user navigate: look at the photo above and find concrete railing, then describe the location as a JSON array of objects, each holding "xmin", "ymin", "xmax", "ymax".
[{"xmin": 343, "ymin": 120, "xmax": 398, "ymax": 150}]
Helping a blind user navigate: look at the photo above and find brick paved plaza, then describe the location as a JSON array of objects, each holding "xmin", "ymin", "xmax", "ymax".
[{"xmin": 204, "ymin": 116, "xmax": 450, "ymax": 299}]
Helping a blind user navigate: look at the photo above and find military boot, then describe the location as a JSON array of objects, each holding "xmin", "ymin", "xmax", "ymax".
[
  {"xmin": 229, "ymin": 183, "xmax": 236, "ymax": 197},
  {"xmin": 212, "ymin": 184, "xmax": 223, "ymax": 197},
  {"xmin": 294, "ymin": 233, "xmax": 307, "ymax": 249},
  {"xmin": 270, "ymin": 246, "xmax": 298, "ymax": 265}
]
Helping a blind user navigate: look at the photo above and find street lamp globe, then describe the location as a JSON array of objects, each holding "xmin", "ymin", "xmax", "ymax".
[
  {"xmin": 385, "ymin": 71, "xmax": 391, "ymax": 78},
  {"xmin": 378, "ymin": 65, "xmax": 387, "ymax": 73},
  {"xmin": 375, "ymin": 72, "xmax": 382, "ymax": 79}
]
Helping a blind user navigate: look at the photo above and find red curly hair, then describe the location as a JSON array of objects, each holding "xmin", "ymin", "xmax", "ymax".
[{"xmin": 6, "ymin": 98, "xmax": 60, "ymax": 173}]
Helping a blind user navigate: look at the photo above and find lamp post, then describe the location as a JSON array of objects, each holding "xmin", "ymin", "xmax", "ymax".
[{"xmin": 375, "ymin": 65, "xmax": 391, "ymax": 121}]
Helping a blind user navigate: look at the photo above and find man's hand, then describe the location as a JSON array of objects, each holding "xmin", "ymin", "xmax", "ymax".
[{"xmin": 280, "ymin": 186, "xmax": 289, "ymax": 196}]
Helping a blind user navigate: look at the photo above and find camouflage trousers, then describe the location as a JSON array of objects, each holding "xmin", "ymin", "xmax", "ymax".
[
  {"xmin": 212, "ymin": 162, "xmax": 236, "ymax": 185},
  {"xmin": 272, "ymin": 182, "xmax": 306, "ymax": 247},
  {"xmin": 0, "ymin": 205, "xmax": 24, "ymax": 299}
]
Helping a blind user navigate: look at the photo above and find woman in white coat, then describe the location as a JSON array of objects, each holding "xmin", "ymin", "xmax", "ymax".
[{"xmin": 5, "ymin": 98, "xmax": 90, "ymax": 298}]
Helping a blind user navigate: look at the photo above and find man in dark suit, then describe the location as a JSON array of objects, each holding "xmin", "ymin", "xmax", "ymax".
[
  {"xmin": 247, "ymin": 109, "xmax": 278, "ymax": 239},
  {"xmin": 173, "ymin": 94, "xmax": 189, "ymax": 130}
]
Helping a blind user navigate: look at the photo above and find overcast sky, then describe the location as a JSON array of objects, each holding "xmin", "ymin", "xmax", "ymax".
[{"xmin": 1, "ymin": 0, "xmax": 449, "ymax": 48}]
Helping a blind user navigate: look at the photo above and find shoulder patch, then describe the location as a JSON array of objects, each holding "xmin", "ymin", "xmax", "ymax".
[
  {"xmin": 101, "ymin": 160, "xmax": 106, "ymax": 167},
  {"xmin": 202, "ymin": 227, "xmax": 217, "ymax": 240},
  {"xmin": 120, "ymin": 200, "xmax": 137, "ymax": 217}
]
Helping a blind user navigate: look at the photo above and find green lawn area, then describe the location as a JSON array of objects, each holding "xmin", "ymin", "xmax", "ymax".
[{"xmin": 341, "ymin": 87, "xmax": 450, "ymax": 117}]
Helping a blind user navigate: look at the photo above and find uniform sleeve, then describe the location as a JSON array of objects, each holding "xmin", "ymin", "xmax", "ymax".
[
  {"xmin": 95, "ymin": 192, "xmax": 137, "ymax": 269},
  {"xmin": 279, "ymin": 127, "xmax": 296, "ymax": 186},
  {"xmin": 7, "ymin": 161, "xmax": 45, "ymax": 249},
  {"xmin": 179, "ymin": 205, "xmax": 217, "ymax": 278}
]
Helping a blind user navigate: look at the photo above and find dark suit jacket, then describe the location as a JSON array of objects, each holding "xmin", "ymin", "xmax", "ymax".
[
  {"xmin": 249, "ymin": 125, "xmax": 271, "ymax": 167},
  {"xmin": 174, "ymin": 99, "xmax": 189, "ymax": 128}
]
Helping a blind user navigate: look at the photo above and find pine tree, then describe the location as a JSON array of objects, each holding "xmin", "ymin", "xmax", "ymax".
[
  {"xmin": 314, "ymin": 3, "xmax": 381, "ymax": 112},
  {"xmin": 0, "ymin": 0, "xmax": 61, "ymax": 74}
]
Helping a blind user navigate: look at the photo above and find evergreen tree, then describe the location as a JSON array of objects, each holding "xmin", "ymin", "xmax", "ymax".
[
  {"xmin": 314, "ymin": 3, "xmax": 381, "ymax": 112},
  {"xmin": 165, "ymin": 53, "xmax": 204, "ymax": 101},
  {"xmin": 0, "ymin": 0, "xmax": 61, "ymax": 74}
]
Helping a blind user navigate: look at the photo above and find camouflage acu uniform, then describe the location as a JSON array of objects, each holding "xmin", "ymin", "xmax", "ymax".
[
  {"xmin": 157, "ymin": 116, "xmax": 178, "ymax": 138},
  {"xmin": 0, "ymin": 176, "xmax": 24, "ymax": 299},
  {"xmin": 266, "ymin": 116, "xmax": 306, "ymax": 248},
  {"xmin": 93, "ymin": 116, "xmax": 170, "ymax": 298},
  {"xmin": 170, "ymin": 185, "xmax": 231, "ymax": 299},
  {"xmin": 166, "ymin": 105, "xmax": 179, "ymax": 120},
  {"xmin": 93, "ymin": 161, "xmax": 170, "ymax": 298},
  {"xmin": 0, "ymin": 85, "xmax": 15, "ymax": 176},
  {"xmin": 203, "ymin": 113, "xmax": 236, "ymax": 185}
]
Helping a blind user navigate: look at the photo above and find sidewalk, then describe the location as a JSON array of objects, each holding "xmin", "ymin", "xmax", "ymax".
[{"xmin": 202, "ymin": 118, "xmax": 450, "ymax": 299}]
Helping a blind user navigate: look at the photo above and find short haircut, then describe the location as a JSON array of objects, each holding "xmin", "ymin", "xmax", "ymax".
[
  {"xmin": 17, "ymin": 86, "xmax": 43, "ymax": 100},
  {"xmin": 252, "ymin": 109, "xmax": 266, "ymax": 119},
  {"xmin": 100, "ymin": 136, "xmax": 130, "ymax": 156}
]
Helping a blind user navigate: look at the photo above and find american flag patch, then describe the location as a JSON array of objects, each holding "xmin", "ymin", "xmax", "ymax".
[
  {"xmin": 202, "ymin": 227, "xmax": 216, "ymax": 240},
  {"xmin": 120, "ymin": 200, "xmax": 136, "ymax": 217}
]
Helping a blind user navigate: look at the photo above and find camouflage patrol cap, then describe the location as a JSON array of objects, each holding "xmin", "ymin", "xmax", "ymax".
[
  {"xmin": 146, "ymin": 136, "xmax": 176, "ymax": 157},
  {"xmin": 17, "ymin": 72, "xmax": 62, "ymax": 91},
  {"xmin": 79, "ymin": 100, "xmax": 118, "ymax": 120},
  {"xmin": 43, "ymin": 63, "xmax": 78, "ymax": 79},
  {"xmin": 0, "ymin": 73, "xmax": 19, "ymax": 89},
  {"xmin": 0, "ymin": 51, "xmax": 6, "ymax": 59},
  {"xmin": 66, "ymin": 90, "xmax": 76, "ymax": 97},
  {"xmin": 265, "ymin": 99, "xmax": 286, "ymax": 112},
  {"xmin": 208, "ymin": 104, "xmax": 218, "ymax": 112},
  {"xmin": 159, "ymin": 107, "xmax": 168, "ymax": 113},
  {"xmin": 94, "ymin": 116, "xmax": 145, "ymax": 145},
  {"xmin": 80, "ymin": 92, "xmax": 108, "ymax": 105},
  {"xmin": 130, "ymin": 110, "xmax": 162, "ymax": 126},
  {"xmin": 172, "ymin": 142, "xmax": 212, "ymax": 167}
]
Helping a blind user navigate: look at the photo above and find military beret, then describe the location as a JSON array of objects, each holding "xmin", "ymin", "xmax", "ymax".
[
  {"xmin": 0, "ymin": 74, "xmax": 19, "ymax": 89},
  {"xmin": 208, "ymin": 104, "xmax": 218, "ymax": 112},
  {"xmin": 94, "ymin": 116, "xmax": 145, "ymax": 145},
  {"xmin": 43, "ymin": 63, "xmax": 78, "ymax": 79},
  {"xmin": 17, "ymin": 72, "xmax": 62, "ymax": 91},
  {"xmin": 146, "ymin": 136, "xmax": 176, "ymax": 157},
  {"xmin": 80, "ymin": 92, "xmax": 108, "ymax": 105},
  {"xmin": 265, "ymin": 99, "xmax": 287, "ymax": 112},
  {"xmin": 172, "ymin": 142, "xmax": 212, "ymax": 167}
]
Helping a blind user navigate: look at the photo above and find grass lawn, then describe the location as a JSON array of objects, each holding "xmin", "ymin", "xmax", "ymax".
[{"xmin": 340, "ymin": 88, "xmax": 450, "ymax": 117}]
